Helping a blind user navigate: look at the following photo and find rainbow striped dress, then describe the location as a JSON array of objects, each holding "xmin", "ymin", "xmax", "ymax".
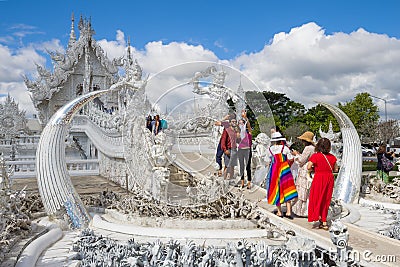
[{"xmin": 267, "ymin": 146, "xmax": 298, "ymax": 205}]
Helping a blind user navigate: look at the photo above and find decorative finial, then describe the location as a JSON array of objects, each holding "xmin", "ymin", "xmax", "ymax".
[
  {"xmin": 237, "ymin": 75, "xmax": 244, "ymax": 93},
  {"xmin": 78, "ymin": 15, "xmax": 84, "ymax": 31},
  {"xmin": 68, "ymin": 12, "xmax": 76, "ymax": 47}
]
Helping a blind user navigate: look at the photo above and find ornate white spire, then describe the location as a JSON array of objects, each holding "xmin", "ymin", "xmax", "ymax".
[
  {"xmin": 127, "ymin": 37, "xmax": 133, "ymax": 65},
  {"xmin": 68, "ymin": 12, "xmax": 76, "ymax": 48},
  {"xmin": 236, "ymin": 75, "xmax": 246, "ymax": 115}
]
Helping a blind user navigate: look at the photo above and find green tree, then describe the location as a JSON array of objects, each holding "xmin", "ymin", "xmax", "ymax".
[
  {"xmin": 244, "ymin": 91, "xmax": 275, "ymax": 137},
  {"xmin": 296, "ymin": 104, "xmax": 338, "ymax": 136},
  {"xmin": 338, "ymin": 92, "xmax": 379, "ymax": 138},
  {"xmin": 284, "ymin": 122, "xmax": 310, "ymax": 151},
  {"xmin": 261, "ymin": 91, "xmax": 306, "ymax": 129}
]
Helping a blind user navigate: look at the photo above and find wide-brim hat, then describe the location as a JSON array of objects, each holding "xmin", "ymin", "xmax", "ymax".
[
  {"xmin": 297, "ymin": 131, "xmax": 314, "ymax": 143},
  {"xmin": 271, "ymin": 132, "xmax": 286, "ymax": 142}
]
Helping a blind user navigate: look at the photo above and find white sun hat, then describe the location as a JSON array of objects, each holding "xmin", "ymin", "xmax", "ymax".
[{"xmin": 270, "ymin": 132, "xmax": 286, "ymax": 142}]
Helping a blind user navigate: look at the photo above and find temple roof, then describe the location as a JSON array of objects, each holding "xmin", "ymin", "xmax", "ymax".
[{"xmin": 24, "ymin": 15, "xmax": 123, "ymax": 108}]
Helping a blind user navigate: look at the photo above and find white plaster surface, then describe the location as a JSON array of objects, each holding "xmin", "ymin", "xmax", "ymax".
[
  {"xmin": 15, "ymin": 227, "xmax": 62, "ymax": 267},
  {"xmin": 91, "ymin": 214, "xmax": 274, "ymax": 244},
  {"xmin": 105, "ymin": 209, "xmax": 258, "ymax": 229}
]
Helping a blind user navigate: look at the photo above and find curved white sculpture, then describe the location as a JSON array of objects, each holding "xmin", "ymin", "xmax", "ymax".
[
  {"xmin": 319, "ymin": 102, "xmax": 362, "ymax": 203},
  {"xmin": 36, "ymin": 89, "xmax": 115, "ymax": 228}
]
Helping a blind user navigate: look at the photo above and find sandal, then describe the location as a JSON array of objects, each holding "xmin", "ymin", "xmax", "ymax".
[
  {"xmin": 319, "ymin": 224, "xmax": 329, "ymax": 230},
  {"xmin": 285, "ymin": 214, "xmax": 294, "ymax": 220}
]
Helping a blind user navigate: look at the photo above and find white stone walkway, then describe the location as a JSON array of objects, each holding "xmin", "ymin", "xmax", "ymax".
[{"xmin": 35, "ymin": 231, "xmax": 79, "ymax": 267}]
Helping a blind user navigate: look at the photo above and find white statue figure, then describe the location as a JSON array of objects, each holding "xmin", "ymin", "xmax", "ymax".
[
  {"xmin": 319, "ymin": 121, "xmax": 342, "ymax": 164},
  {"xmin": 150, "ymin": 133, "xmax": 168, "ymax": 167},
  {"xmin": 150, "ymin": 132, "xmax": 170, "ymax": 167},
  {"xmin": 253, "ymin": 133, "xmax": 271, "ymax": 169},
  {"xmin": 319, "ymin": 121, "xmax": 341, "ymax": 141},
  {"xmin": 212, "ymin": 125, "xmax": 224, "ymax": 149},
  {"xmin": 151, "ymin": 167, "xmax": 170, "ymax": 200},
  {"xmin": 191, "ymin": 66, "xmax": 238, "ymax": 103},
  {"xmin": 252, "ymin": 133, "xmax": 271, "ymax": 187}
]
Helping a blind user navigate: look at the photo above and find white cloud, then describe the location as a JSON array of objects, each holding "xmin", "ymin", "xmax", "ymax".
[
  {"xmin": 0, "ymin": 35, "xmax": 14, "ymax": 44},
  {"xmin": 0, "ymin": 44, "xmax": 44, "ymax": 82},
  {"xmin": 97, "ymin": 30, "xmax": 127, "ymax": 60},
  {"xmin": 31, "ymin": 39, "xmax": 65, "ymax": 54},
  {"xmin": 0, "ymin": 82, "xmax": 35, "ymax": 115},
  {"xmin": 1, "ymin": 22, "xmax": 400, "ymax": 121},
  {"xmin": 138, "ymin": 41, "xmax": 219, "ymax": 74},
  {"xmin": 0, "ymin": 43, "xmax": 46, "ymax": 117},
  {"xmin": 8, "ymin": 24, "xmax": 44, "ymax": 38},
  {"xmin": 214, "ymin": 40, "xmax": 229, "ymax": 53},
  {"xmin": 231, "ymin": 22, "xmax": 400, "ymax": 119}
]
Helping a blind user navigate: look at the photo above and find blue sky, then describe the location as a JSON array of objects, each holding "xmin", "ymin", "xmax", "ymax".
[
  {"xmin": 2, "ymin": 0, "xmax": 400, "ymax": 59},
  {"xmin": 1, "ymin": 0, "xmax": 400, "ymax": 120}
]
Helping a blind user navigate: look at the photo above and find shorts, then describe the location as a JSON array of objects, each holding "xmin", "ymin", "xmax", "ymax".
[{"xmin": 224, "ymin": 149, "xmax": 238, "ymax": 167}]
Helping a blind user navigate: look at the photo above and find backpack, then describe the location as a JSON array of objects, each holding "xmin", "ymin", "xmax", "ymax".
[
  {"xmin": 160, "ymin": 119, "xmax": 168, "ymax": 129},
  {"xmin": 381, "ymin": 154, "xmax": 394, "ymax": 172}
]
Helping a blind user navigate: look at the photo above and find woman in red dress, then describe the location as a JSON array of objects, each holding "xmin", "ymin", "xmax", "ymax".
[{"xmin": 307, "ymin": 138, "xmax": 338, "ymax": 230}]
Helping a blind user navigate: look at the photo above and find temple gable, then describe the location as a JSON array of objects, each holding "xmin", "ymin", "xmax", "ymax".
[{"xmin": 24, "ymin": 15, "xmax": 123, "ymax": 126}]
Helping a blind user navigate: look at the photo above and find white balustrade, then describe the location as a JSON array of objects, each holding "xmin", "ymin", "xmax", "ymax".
[
  {"xmin": 6, "ymin": 159, "xmax": 99, "ymax": 178},
  {"xmin": 71, "ymin": 115, "xmax": 124, "ymax": 158}
]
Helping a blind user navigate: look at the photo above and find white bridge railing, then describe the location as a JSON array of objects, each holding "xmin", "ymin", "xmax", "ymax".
[
  {"xmin": 71, "ymin": 115, "xmax": 124, "ymax": 158},
  {"xmin": 6, "ymin": 159, "xmax": 99, "ymax": 178}
]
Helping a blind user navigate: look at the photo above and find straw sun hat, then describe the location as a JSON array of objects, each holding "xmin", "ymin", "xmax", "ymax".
[{"xmin": 297, "ymin": 131, "xmax": 314, "ymax": 143}]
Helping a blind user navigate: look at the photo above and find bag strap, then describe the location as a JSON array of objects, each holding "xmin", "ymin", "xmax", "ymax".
[
  {"xmin": 280, "ymin": 144, "xmax": 285, "ymax": 153},
  {"xmin": 322, "ymin": 153, "xmax": 333, "ymax": 171}
]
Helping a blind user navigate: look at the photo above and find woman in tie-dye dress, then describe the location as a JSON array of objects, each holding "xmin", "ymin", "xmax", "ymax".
[{"xmin": 265, "ymin": 132, "xmax": 298, "ymax": 219}]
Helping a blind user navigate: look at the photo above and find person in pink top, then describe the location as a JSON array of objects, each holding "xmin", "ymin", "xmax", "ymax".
[{"xmin": 238, "ymin": 110, "xmax": 252, "ymax": 189}]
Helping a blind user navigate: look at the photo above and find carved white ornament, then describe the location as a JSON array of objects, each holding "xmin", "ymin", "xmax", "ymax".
[{"xmin": 0, "ymin": 95, "xmax": 27, "ymax": 138}]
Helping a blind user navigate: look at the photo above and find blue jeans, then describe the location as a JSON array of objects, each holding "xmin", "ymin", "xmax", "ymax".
[{"xmin": 216, "ymin": 142, "xmax": 223, "ymax": 170}]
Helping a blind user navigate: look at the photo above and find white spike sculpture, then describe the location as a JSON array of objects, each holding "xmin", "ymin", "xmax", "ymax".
[
  {"xmin": 36, "ymin": 89, "xmax": 115, "ymax": 228},
  {"xmin": 319, "ymin": 102, "xmax": 362, "ymax": 203}
]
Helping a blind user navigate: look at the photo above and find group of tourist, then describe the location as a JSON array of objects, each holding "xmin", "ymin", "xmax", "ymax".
[
  {"xmin": 214, "ymin": 112, "xmax": 339, "ymax": 230},
  {"xmin": 146, "ymin": 114, "xmax": 168, "ymax": 135},
  {"xmin": 264, "ymin": 130, "xmax": 338, "ymax": 229},
  {"xmin": 215, "ymin": 112, "xmax": 253, "ymax": 189}
]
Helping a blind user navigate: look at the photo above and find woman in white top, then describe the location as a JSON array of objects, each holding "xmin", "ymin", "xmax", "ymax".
[
  {"xmin": 265, "ymin": 132, "xmax": 298, "ymax": 219},
  {"xmin": 291, "ymin": 131, "xmax": 315, "ymax": 217}
]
